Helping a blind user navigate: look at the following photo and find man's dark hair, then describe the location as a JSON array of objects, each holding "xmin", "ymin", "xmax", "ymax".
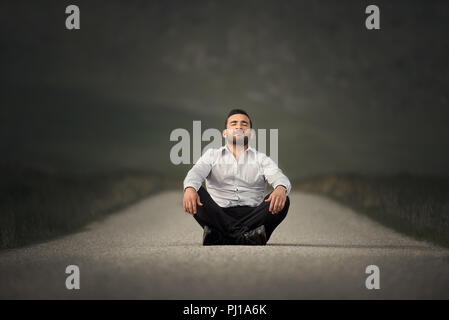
[{"xmin": 225, "ymin": 109, "xmax": 252, "ymax": 128}]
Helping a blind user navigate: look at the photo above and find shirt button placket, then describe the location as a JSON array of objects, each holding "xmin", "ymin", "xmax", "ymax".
[{"xmin": 234, "ymin": 162, "xmax": 238, "ymax": 203}]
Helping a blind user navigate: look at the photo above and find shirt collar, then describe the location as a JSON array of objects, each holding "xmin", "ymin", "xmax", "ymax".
[{"xmin": 222, "ymin": 144, "xmax": 256, "ymax": 154}]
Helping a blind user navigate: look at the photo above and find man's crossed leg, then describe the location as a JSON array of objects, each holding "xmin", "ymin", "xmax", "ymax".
[{"xmin": 192, "ymin": 187, "xmax": 290, "ymax": 245}]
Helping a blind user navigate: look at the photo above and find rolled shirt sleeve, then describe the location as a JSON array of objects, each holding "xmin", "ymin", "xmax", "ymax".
[
  {"xmin": 183, "ymin": 149, "xmax": 214, "ymax": 191},
  {"xmin": 259, "ymin": 153, "xmax": 292, "ymax": 195}
]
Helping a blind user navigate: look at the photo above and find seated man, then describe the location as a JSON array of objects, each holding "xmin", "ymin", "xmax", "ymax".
[{"xmin": 182, "ymin": 109, "xmax": 291, "ymax": 245}]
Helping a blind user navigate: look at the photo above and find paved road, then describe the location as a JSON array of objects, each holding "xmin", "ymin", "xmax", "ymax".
[{"xmin": 1, "ymin": 191, "xmax": 449, "ymax": 299}]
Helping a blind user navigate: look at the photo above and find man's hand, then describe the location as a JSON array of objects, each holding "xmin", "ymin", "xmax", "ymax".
[
  {"xmin": 183, "ymin": 187, "xmax": 203, "ymax": 215},
  {"xmin": 265, "ymin": 186, "xmax": 287, "ymax": 214}
]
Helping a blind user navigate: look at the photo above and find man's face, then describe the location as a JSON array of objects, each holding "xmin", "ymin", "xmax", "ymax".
[{"xmin": 222, "ymin": 113, "xmax": 252, "ymax": 146}]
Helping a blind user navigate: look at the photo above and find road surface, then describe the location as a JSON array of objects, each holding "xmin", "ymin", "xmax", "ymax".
[{"xmin": 1, "ymin": 191, "xmax": 449, "ymax": 299}]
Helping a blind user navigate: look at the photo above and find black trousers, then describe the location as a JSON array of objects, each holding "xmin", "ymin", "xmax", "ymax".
[{"xmin": 193, "ymin": 187, "xmax": 290, "ymax": 243}]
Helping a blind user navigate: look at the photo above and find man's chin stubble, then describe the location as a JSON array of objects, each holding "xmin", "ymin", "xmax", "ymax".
[{"xmin": 231, "ymin": 137, "xmax": 249, "ymax": 146}]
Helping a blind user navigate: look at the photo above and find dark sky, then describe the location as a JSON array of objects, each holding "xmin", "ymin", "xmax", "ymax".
[{"xmin": 1, "ymin": 0, "xmax": 449, "ymax": 179}]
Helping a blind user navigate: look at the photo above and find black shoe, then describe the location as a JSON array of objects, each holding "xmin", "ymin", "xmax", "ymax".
[
  {"xmin": 203, "ymin": 225, "xmax": 224, "ymax": 245},
  {"xmin": 242, "ymin": 225, "xmax": 267, "ymax": 245}
]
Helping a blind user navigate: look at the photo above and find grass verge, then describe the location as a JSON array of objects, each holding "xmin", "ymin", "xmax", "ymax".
[
  {"xmin": 0, "ymin": 164, "xmax": 178, "ymax": 249},
  {"xmin": 294, "ymin": 173, "xmax": 449, "ymax": 248}
]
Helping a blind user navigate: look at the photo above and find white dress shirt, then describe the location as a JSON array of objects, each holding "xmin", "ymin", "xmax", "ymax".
[{"xmin": 183, "ymin": 145, "xmax": 291, "ymax": 208}]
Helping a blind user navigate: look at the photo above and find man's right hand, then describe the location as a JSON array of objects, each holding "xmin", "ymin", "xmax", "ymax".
[{"xmin": 183, "ymin": 187, "xmax": 203, "ymax": 215}]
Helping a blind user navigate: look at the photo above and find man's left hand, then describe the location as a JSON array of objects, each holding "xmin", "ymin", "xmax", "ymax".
[{"xmin": 265, "ymin": 186, "xmax": 287, "ymax": 214}]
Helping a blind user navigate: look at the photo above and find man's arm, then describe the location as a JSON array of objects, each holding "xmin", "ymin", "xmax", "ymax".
[
  {"xmin": 260, "ymin": 154, "xmax": 291, "ymax": 214},
  {"xmin": 260, "ymin": 154, "xmax": 291, "ymax": 194},
  {"xmin": 183, "ymin": 148, "xmax": 214, "ymax": 191},
  {"xmin": 182, "ymin": 149, "xmax": 214, "ymax": 215}
]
